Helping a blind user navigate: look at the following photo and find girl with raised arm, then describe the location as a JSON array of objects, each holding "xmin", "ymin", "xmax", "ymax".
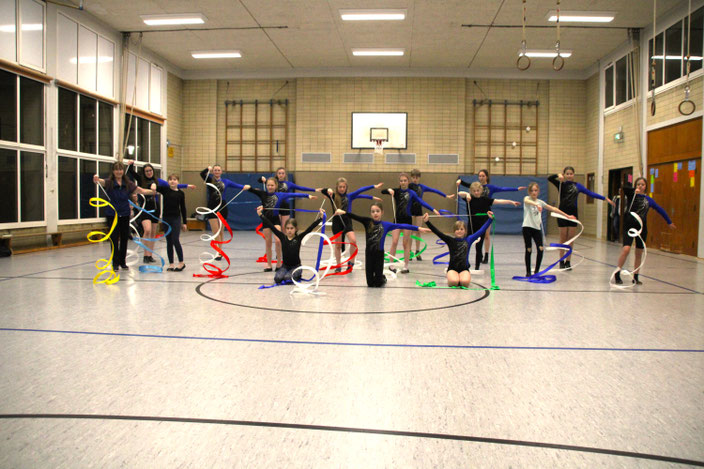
[{"xmin": 548, "ymin": 166, "xmax": 614, "ymax": 270}]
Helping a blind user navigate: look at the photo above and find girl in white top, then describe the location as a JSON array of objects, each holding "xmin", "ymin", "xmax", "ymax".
[{"xmin": 522, "ymin": 182, "xmax": 575, "ymax": 277}]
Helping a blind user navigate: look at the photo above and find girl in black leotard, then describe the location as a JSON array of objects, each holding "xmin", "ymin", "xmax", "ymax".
[
  {"xmin": 248, "ymin": 177, "xmax": 317, "ymax": 272},
  {"xmin": 155, "ymin": 174, "xmax": 189, "ymax": 272},
  {"xmin": 257, "ymin": 205, "xmax": 325, "ymax": 284},
  {"xmin": 381, "ymin": 173, "xmax": 439, "ymax": 274},
  {"xmin": 127, "ymin": 160, "xmax": 193, "ymax": 264},
  {"xmin": 422, "ymin": 211, "xmax": 493, "ymax": 287},
  {"xmin": 548, "ymin": 166, "xmax": 614, "ymax": 270},
  {"xmin": 613, "ymin": 177, "xmax": 676, "ymax": 285},
  {"xmin": 458, "ymin": 182, "xmax": 520, "ymax": 270}
]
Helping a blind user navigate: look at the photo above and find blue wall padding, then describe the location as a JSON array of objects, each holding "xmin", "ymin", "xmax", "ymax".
[
  {"xmin": 215, "ymin": 173, "xmax": 298, "ymax": 231},
  {"xmin": 455, "ymin": 175, "xmax": 549, "ymax": 234}
]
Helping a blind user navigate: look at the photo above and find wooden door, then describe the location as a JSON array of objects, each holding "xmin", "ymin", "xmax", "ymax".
[{"xmin": 648, "ymin": 159, "xmax": 700, "ymax": 255}]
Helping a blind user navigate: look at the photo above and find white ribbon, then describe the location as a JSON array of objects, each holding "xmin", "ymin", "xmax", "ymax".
[
  {"xmin": 290, "ymin": 231, "xmax": 335, "ymax": 295},
  {"xmin": 546, "ymin": 212, "xmax": 585, "ymax": 271},
  {"xmin": 610, "ymin": 212, "xmax": 646, "ymax": 290}
]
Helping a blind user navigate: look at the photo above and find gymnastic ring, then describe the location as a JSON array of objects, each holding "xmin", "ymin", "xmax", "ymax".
[
  {"xmin": 679, "ymin": 99, "xmax": 696, "ymax": 115},
  {"xmin": 517, "ymin": 54, "xmax": 531, "ymax": 71},
  {"xmin": 552, "ymin": 55, "xmax": 565, "ymax": 71}
]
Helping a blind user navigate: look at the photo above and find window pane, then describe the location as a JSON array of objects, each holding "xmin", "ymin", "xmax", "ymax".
[
  {"xmin": 58, "ymin": 156, "xmax": 77, "ymax": 220},
  {"xmin": 20, "ymin": 77, "xmax": 43, "ymax": 145},
  {"xmin": 665, "ymin": 20, "xmax": 683, "ymax": 83},
  {"xmin": 20, "ymin": 151, "xmax": 44, "ymax": 222},
  {"xmin": 98, "ymin": 161, "xmax": 112, "ymax": 217},
  {"xmin": 80, "ymin": 95, "xmax": 97, "ymax": 154},
  {"xmin": 80, "ymin": 159, "xmax": 97, "ymax": 218},
  {"xmin": 58, "ymin": 88, "xmax": 77, "ymax": 151},
  {"xmin": 684, "ymin": 8, "xmax": 703, "ymax": 74},
  {"xmin": 649, "ymin": 33, "xmax": 664, "ymax": 90},
  {"xmin": 150, "ymin": 122, "xmax": 161, "ymax": 165},
  {"xmin": 98, "ymin": 101, "xmax": 113, "ymax": 156},
  {"xmin": 0, "ymin": 70, "xmax": 17, "ymax": 142},
  {"xmin": 615, "ymin": 57, "xmax": 627, "ymax": 105},
  {"xmin": 124, "ymin": 117, "xmax": 136, "ymax": 158},
  {"xmin": 605, "ymin": 65, "xmax": 614, "ymax": 108},
  {"xmin": 0, "ymin": 148, "xmax": 17, "ymax": 223},
  {"xmin": 138, "ymin": 117, "xmax": 149, "ymax": 162}
]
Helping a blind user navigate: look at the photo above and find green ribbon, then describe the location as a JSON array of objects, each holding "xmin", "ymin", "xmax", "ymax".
[
  {"xmin": 384, "ymin": 232, "xmax": 427, "ymax": 262},
  {"xmin": 415, "ymin": 280, "xmax": 489, "ymax": 291}
]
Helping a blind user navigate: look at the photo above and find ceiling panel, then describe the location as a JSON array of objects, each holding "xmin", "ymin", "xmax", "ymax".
[{"xmin": 75, "ymin": 0, "xmax": 685, "ymax": 74}]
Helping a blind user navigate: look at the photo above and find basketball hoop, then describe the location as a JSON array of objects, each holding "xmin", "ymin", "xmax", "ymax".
[{"xmin": 374, "ymin": 139, "xmax": 384, "ymax": 157}]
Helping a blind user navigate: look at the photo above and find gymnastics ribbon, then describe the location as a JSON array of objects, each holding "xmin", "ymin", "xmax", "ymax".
[
  {"xmin": 255, "ymin": 223, "xmax": 281, "ymax": 265},
  {"xmin": 415, "ymin": 280, "xmax": 490, "ymax": 291},
  {"xmin": 86, "ymin": 197, "xmax": 120, "ymax": 285},
  {"xmin": 512, "ymin": 212, "xmax": 582, "ymax": 283},
  {"xmin": 609, "ymin": 212, "xmax": 646, "ymax": 290},
  {"xmin": 383, "ymin": 232, "xmax": 428, "ymax": 262},
  {"xmin": 318, "ymin": 230, "xmax": 360, "ymax": 277},
  {"xmin": 127, "ymin": 199, "xmax": 172, "ymax": 273},
  {"xmin": 124, "ymin": 192, "xmax": 148, "ymax": 267},
  {"xmin": 193, "ymin": 212, "xmax": 233, "ymax": 279}
]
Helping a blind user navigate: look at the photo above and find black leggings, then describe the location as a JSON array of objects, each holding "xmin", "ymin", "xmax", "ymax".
[
  {"xmin": 274, "ymin": 264, "xmax": 302, "ymax": 284},
  {"xmin": 163, "ymin": 216, "xmax": 184, "ymax": 263},
  {"xmin": 110, "ymin": 215, "xmax": 131, "ymax": 268},
  {"xmin": 522, "ymin": 227, "xmax": 544, "ymax": 275},
  {"xmin": 474, "ymin": 235, "xmax": 485, "ymax": 270},
  {"xmin": 365, "ymin": 249, "xmax": 386, "ymax": 287}
]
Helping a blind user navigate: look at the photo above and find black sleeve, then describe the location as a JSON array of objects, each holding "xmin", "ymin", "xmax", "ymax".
[
  {"xmin": 347, "ymin": 212, "xmax": 372, "ymax": 230},
  {"xmin": 248, "ymin": 187, "xmax": 266, "ymax": 203},
  {"xmin": 299, "ymin": 216, "xmax": 322, "ymax": 239},
  {"xmin": 547, "ymin": 174, "xmax": 560, "ymax": 189},
  {"xmin": 127, "ymin": 165, "xmax": 141, "ymax": 185},
  {"xmin": 200, "ymin": 168, "xmax": 210, "ymax": 182},
  {"xmin": 156, "ymin": 185, "xmax": 168, "ymax": 196},
  {"xmin": 380, "ymin": 188, "xmax": 398, "ymax": 195},
  {"xmin": 259, "ymin": 214, "xmax": 284, "ymax": 240},
  {"xmin": 179, "ymin": 191, "xmax": 187, "ymax": 225},
  {"xmin": 458, "ymin": 178, "xmax": 471, "ymax": 189},
  {"xmin": 425, "ymin": 220, "xmax": 453, "ymax": 244}
]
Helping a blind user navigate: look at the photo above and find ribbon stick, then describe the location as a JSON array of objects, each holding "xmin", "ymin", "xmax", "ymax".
[
  {"xmin": 86, "ymin": 197, "xmax": 120, "ymax": 285},
  {"xmin": 609, "ymin": 212, "xmax": 646, "ymax": 290}
]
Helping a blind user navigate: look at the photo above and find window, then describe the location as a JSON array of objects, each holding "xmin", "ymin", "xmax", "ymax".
[
  {"xmin": 604, "ymin": 65, "xmax": 614, "ymax": 108},
  {"xmin": 80, "ymin": 159, "xmax": 97, "ymax": 219},
  {"xmin": 124, "ymin": 115, "xmax": 162, "ymax": 164},
  {"xmin": 0, "ymin": 70, "xmax": 17, "ymax": 141},
  {"xmin": 20, "ymin": 151, "xmax": 44, "ymax": 222},
  {"xmin": 0, "ymin": 148, "xmax": 18, "ymax": 223},
  {"xmin": 58, "ymin": 88, "xmax": 77, "ymax": 151},
  {"xmin": 666, "ymin": 20, "xmax": 684, "ymax": 83},
  {"xmin": 80, "ymin": 95, "xmax": 97, "ymax": 154},
  {"xmin": 150, "ymin": 123, "xmax": 161, "ymax": 165},
  {"xmin": 58, "ymin": 156, "xmax": 77, "ymax": 220},
  {"xmin": 649, "ymin": 6, "xmax": 704, "ymax": 90},
  {"xmin": 20, "ymin": 77, "xmax": 44, "ymax": 145},
  {"xmin": 615, "ymin": 56, "xmax": 628, "ymax": 105},
  {"xmin": 98, "ymin": 101, "xmax": 113, "ymax": 157}
]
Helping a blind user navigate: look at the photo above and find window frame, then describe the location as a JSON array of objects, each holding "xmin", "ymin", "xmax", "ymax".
[{"xmin": 0, "ymin": 70, "xmax": 46, "ymax": 229}]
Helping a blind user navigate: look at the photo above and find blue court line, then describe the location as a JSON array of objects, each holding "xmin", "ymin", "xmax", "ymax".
[
  {"xmin": 581, "ymin": 256, "xmax": 704, "ymax": 295},
  {"xmin": 1, "ymin": 328, "xmax": 702, "ymax": 353}
]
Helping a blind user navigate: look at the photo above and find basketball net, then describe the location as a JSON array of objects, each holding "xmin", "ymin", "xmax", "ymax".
[{"xmin": 373, "ymin": 139, "xmax": 384, "ymax": 158}]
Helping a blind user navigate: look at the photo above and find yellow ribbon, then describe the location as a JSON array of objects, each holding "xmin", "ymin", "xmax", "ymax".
[{"xmin": 86, "ymin": 197, "xmax": 120, "ymax": 285}]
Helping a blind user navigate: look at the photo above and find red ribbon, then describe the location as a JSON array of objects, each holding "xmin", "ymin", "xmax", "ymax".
[
  {"xmin": 193, "ymin": 212, "xmax": 233, "ymax": 279},
  {"xmin": 255, "ymin": 222, "xmax": 282, "ymax": 264},
  {"xmin": 319, "ymin": 231, "xmax": 359, "ymax": 277}
]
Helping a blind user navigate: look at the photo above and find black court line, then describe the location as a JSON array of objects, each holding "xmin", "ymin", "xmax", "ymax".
[
  {"xmin": 582, "ymin": 256, "xmax": 704, "ymax": 295},
  {"xmin": 2, "ymin": 328, "xmax": 703, "ymax": 353},
  {"xmin": 0, "ymin": 413, "xmax": 701, "ymax": 466}
]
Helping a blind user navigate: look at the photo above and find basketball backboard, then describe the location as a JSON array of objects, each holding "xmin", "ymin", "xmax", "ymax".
[{"xmin": 351, "ymin": 112, "xmax": 407, "ymax": 149}]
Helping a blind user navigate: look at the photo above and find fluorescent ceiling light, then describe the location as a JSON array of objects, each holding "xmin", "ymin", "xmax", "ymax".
[
  {"xmin": 352, "ymin": 48, "xmax": 405, "ymax": 56},
  {"xmin": 141, "ymin": 13, "xmax": 206, "ymax": 26},
  {"xmin": 191, "ymin": 50, "xmax": 242, "ymax": 59},
  {"xmin": 652, "ymin": 55, "xmax": 703, "ymax": 61},
  {"xmin": 0, "ymin": 23, "xmax": 43, "ymax": 33},
  {"xmin": 546, "ymin": 11, "xmax": 614, "ymax": 22},
  {"xmin": 340, "ymin": 9, "xmax": 406, "ymax": 21},
  {"xmin": 519, "ymin": 49, "xmax": 573, "ymax": 58}
]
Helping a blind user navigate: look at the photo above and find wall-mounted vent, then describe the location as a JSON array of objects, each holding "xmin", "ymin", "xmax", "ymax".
[
  {"xmin": 301, "ymin": 152, "xmax": 331, "ymax": 163},
  {"xmin": 428, "ymin": 154, "xmax": 459, "ymax": 165},
  {"xmin": 343, "ymin": 153, "xmax": 374, "ymax": 164},
  {"xmin": 385, "ymin": 153, "xmax": 416, "ymax": 164}
]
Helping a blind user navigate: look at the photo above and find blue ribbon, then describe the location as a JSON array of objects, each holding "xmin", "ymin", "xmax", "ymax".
[
  {"xmin": 128, "ymin": 200, "xmax": 172, "ymax": 273},
  {"xmin": 511, "ymin": 242, "xmax": 572, "ymax": 284}
]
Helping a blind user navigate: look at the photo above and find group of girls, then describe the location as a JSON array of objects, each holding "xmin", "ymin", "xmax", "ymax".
[
  {"xmin": 94, "ymin": 161, "xmax": 193, "ymax": 272},
  {"xmin": 96, "ymin": 161, "xmax": 676, "ymax": 289}
]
